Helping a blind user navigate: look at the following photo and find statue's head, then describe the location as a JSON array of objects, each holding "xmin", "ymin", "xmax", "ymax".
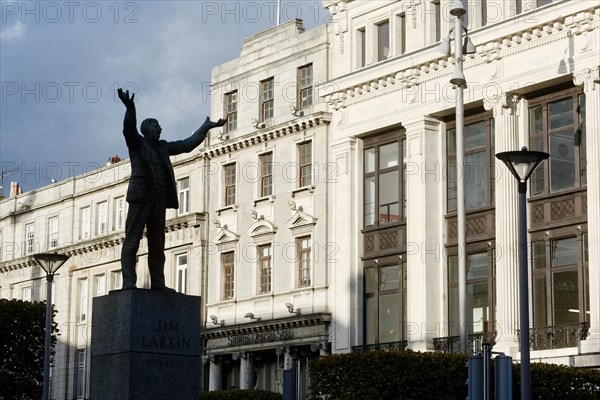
[{"xmin": 140, "ymin": 118, "xmax": 161, "ymax": 142}]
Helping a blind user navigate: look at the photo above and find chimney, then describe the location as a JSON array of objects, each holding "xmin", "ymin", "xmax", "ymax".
[{"xmin": 10, "ymin": 182, "xmax": 22, "ymax": 197}]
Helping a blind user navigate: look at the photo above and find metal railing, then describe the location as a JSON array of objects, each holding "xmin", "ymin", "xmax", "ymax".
[
  {"xmin": 433, "ymin": 333, "xmax": 496, "ymax": 355},
  {"xmin": 517, "ymin": 322, "xmax": 589, "ymax": 351},
  {"xmin": 351, "ymin": 340, "xmax": 408, "ymax": 352}
]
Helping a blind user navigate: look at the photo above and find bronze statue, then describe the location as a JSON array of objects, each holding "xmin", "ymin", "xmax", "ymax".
[{"xmin": 117, "ymin": 88, "xmax": 225, "ymax": 291}]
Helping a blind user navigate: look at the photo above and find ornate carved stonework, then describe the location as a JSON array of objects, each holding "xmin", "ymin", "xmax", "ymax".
[
  {"xmin": 379, "ymin": 232, "xmax": 398, "ymax": 250},
  {"xmin": 466, "ymin": 217, "xmax": 487, "ymax": 235},
  {"xmin": 550, "ymin": 199, "xmax": 576, "ymax": 220},
  {"xmin": 364, "ymin": 235, "xmax": 375, "ymax": 253},
  {"xmin": 532, "ymin": 205, "xmax": 545, "ymax": 224}
]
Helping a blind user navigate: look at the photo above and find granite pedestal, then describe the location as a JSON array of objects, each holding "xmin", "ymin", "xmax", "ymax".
[{"xmin": 90, "ymin": 289, "xmax": 201, "ymax": 400}]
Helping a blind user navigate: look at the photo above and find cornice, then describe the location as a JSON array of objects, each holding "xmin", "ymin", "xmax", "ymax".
[
  {"xmin": 202, "ymin": 112, "xmax": 332, "ymax": 159},
  {"xmin": 0, "ymin": 213, "xmax": 205, "ymax": 273},
  {"xmin": 322, "ymin": 6, "xmax": 599, "ymax": 109}
]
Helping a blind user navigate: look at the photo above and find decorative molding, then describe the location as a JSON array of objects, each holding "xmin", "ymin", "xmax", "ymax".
[
  {"xmin": 573, "ymin": 66, "xmax": 600, "ymax": 90},
  {"xmin": 322, "ymin": 6, "xmax": 600, "ymax": 108},
  {"xmin": 203, "ymin": 112, "xmax": 331, "ymax": 159},
  {"xmin": 248, "ymin": 219, "xmax": 278, "ymax": 238},
  {"xmin": 483, "ymin": 93, "xmax": 519, "ymax": 117}
]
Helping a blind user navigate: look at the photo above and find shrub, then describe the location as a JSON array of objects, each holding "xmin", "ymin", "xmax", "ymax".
[
  {"xmin": 199, "ymin": 389, "xmax": 283, "ymax": 400},
  {"xmin": 308, "ymin": 349, "xmax": 600, "ymax": 400}
]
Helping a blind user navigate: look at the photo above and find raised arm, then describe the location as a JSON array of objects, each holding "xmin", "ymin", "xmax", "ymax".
[
  {"xmin": 118, "ymin": 88, "xmax": 141, "ymax": 149},
  {"xmin": 167, "ymin": 117, "xmax": 226, "ymax": 155}
]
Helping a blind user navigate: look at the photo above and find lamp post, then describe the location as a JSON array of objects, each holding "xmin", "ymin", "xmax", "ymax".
[
  {"xmin": 34, "ymin": 252, "xmax": 70, "ymax": 400},
  {"xmin": 496, "ymin": 147, "xmax": 549, "ymax": 400},
  {"xmin": 437, "ymin": 0, "xmax": 475, "ymax": 354}
]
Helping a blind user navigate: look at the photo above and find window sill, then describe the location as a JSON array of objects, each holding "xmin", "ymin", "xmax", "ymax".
[
  {"xmin": 252, "ymin": 195, "xmax": 276, "ymax": 207},
  {"xmin": 291, "ymin": 185, "xmax": 316, "ymax": 197},
  {"xmin": 216, "ymin": 204, "xmax": 238, "ymax": 216}
]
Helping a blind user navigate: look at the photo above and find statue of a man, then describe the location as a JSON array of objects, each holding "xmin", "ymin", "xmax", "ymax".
[{"xmin": 117, "ymin": 88, "xmax": 225, "ymax": 291}]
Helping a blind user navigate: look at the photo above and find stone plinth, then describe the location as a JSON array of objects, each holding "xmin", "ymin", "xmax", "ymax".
[{"xmin": 90, "ymin": 289, "xmax": 201, "ymax": 400}]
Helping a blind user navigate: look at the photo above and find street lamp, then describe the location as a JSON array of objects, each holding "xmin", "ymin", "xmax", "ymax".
[
  {"xmin": 437, "ymin": 0, "xmax": 475, "ymax": 355},
  {"xmin": 34, "ymin": 252, "xmax": 69, "ymax": 400},
  {"xmin": 496, "ymin": 147, "xmax": 549, "ymax": 400}
]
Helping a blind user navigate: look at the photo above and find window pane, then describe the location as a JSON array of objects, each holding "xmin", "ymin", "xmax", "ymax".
[
  {"xmin": 448, "ymin": 255, "xmax": 458, "ymax": 283},
  {"xmin": 364, "ymin": 176, "xmax": 375, "ymax": 226},
  {"xmin": 532, "ymin": 241, "xmax": 546, "ymax": 269},
  {"xmin": 379, "ymin": 293, "xmax": 400, "ymax": 342},
  {"xmin": 467, "ymin": 252, "xmax": 488, "ymax": 279},
  {"xmin": 380, "ymin": 265, "xmax": 400, "ymax": 291},
  {"xmin": 379, "ymin": 171, "xmax": 399, "ymax": 223},
  {"xmin": 529, "ymin": 106, "xmax": 544, "ymax": 136},
  {"xmin": 530, "ymin": 136, "xmax": 545, "ymax": 194},
  {"xmin": 553, "ymin": 270, "xmax": 579, "ymax": 325},
  {"xmin": 551, "ymin": 237, "xmax": 577, "ymax": 267},
  {"xmin": 533, "ymin": 274, "xmax": 547, "ymax": 328},
  {"xmin": 365, "ymin": 296, "xmax": 377, "ymax": 344},
  {"xmin": 379, "ymin": 143, "xmax": 398, "ymax": 169},
  {"xmin": 579, "ymin": 94, "xmax": 586, "ymax": 185},
  {"xmin": 465, "ymin": 121, "xmax": 486, "ymax": 151},
  {"xmin": 447, "ymin": 129, "xmax": 456, "ymax": 156},
  {"xmin": 467, "ymin": 282, "xmax": 489, "ymax": 334},
  {"xmin": 377, "ymin": 21, "xmax": 390, "ymax": 61},
  {"xmin": 465, "ymin": 151, "xmax": 489, "ymax": 210},
  {"xmin": 549, "ymin": 98, "xmax": 574, "ymax": 130},
  {"xmin": 447, "ymin": 160, "xmax": 457, "ymax": 212},
  {"xmin": 550, "ymin": 132, "xmax": 575, "ymax": 191},
  {"xmin": 449, "ymin": 286, "xmax": 459, "ymax": 336},
  {"xmin": 365, "ymin": 148, "xmax": 376, "ymax": 173},
  {"xmin": 365, "ymin": 268, "xmax": 377, "ymax": 294},
  {"xmin": 582, "ymin": 233, "xmax": 588, "ymax": 263}
]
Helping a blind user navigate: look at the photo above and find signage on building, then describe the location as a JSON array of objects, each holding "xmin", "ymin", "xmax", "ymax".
[{"xmin": 227, "ymin": 328, "xmax": 294, "ymax": 346}]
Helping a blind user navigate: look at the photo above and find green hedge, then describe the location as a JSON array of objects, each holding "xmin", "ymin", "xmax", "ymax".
[
  {"xmin": 199, "ymin": 389, "xmax": 282, "ymax": 400},
  {"xmin": 308, "ymin": 350, "xmax": 600, "ymax": 400}
]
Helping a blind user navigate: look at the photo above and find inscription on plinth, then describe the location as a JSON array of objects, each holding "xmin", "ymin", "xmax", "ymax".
[{"xmin": 90, "ymin": 289, "xmax": 201, "ymax": 400}]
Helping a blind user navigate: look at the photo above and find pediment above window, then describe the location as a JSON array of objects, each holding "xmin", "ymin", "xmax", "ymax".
[
  {"xmin": 213, "ymin": 226, "xmax": 240, "ymax": 246},
  {"xmin": 248, "ymin": 219, "xmax": 277, "ymax": 238},
  {"xmin": 286, "ymin": 211, "xmax": 317, "ymax": 232}
]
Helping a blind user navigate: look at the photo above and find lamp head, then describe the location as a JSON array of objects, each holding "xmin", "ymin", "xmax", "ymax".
[
  {"xmin": 449, "ymin": 0, "xmax": 467, "ymax": 16},
  {"xmin": 33, "ymin": 253, "xmax": 69, "ymax": 277},
  {"xmin": 450, "ymin": 69, "xmax": 467, "ymax": 87},
  {"xmin": 496, "ymin": 146, "xmax": 550, "ymax": 183},
  {"xmin": 436, "ymin": 35, "xmax": 452, "ymax": 55}
]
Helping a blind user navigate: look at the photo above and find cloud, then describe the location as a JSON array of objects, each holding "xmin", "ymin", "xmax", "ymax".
[{"xmin": 0, "ymin": 21, "xmax": 26, "ymax": 41}]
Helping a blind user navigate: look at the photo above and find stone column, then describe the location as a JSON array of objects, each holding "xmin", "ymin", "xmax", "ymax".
[
  {"xmin": 208, "ymin": 359, "xmax": 222, "ymax": 391},
  {"xmin": 484, "ymin": 94, "xmax": 520, "ymax": 356},
  {"xmin": 574, "ymin": 66, "xmax": 600, "ymax": 355},
  {"xmin": 239, "ymin": 353, "xmax": 254, "ymax": 389},
  {"xmin": 403, "ymin": 116, "xmax": 441, "ymax": 351}
]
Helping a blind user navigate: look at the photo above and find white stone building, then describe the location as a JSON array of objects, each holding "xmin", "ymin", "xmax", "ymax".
[{"xmin": 1, "ymin": 0, "xmax": 599, "ymax": 398}]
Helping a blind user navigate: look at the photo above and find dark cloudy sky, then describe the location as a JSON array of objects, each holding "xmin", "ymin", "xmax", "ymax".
[{"xmin": 0, "ymin": 0, "xmax": 330, "ymax": 195}]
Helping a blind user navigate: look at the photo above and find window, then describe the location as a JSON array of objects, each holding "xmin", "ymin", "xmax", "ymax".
[
  {"xmin": 176, "ymin": 254, "xmax": 188, "ymax": 294},
  {"xmin": 364, "ymin": 262, "xmax": 407, "ymax": 344},
  {"xmin": 529, "ymin": 90, "xmax": 585, "ymax": 195},
  {"xmin": 178, "ymin": 177, "xmax": 190, "ymax": 215},
  {"xmin": 224, "ymin": 91, "xmax": 238, "ymax": 133},
  {"xmin": 514, "ymin": 0, "xmax": 522, "ymax": 15},
  {"xmin": 357, "ymin": 27, "xmax": 366, "ymax": 67},
  {"xmin": 258, "ymin": 244, "xmax": 272, "ymax": 294},
  {"xmin": 377, "ymin": 20, "xmax": 390, "ymax": 61},
  {"xmin": 481, "ymin": 0, "xmax": 487, "ymax": 27},
  {"xmin": 298, "ymin": 64, "xmax": 313, "ymax": 108},
  {"xmin": 432, "ymin": 1, "xmax": 441, "ymax": 42},
  {"xmin": 113, "ymin": 196, "xmax": 125, "ymax": 231},
  {"xmin": 76, "ymin": 349, "xmax": 86, "ymax": 400},
  {"xmin": 79, "ymin": 278, "xmax": 88, "ymax": 322},
  {"xmin": 224, "ymin": 163, "xmax": 236, "ymax": 206},
  {"xmin": 111, "ymin": 270, "xmax": 122, "ymax": 291},
  {"xmin": 96, "ymin": 202, "xmax": 107, "ymax": 235},
  {"xmin": 94, "ymin": 274, "xmax": 106, "ymax": 297},
  {"xmin": 532, "ymin": 235, "xmax": 589, "ymax": 329},
  {"xmin": 297, "ymin": 236, "xmax": 312, "ymax": 287},
  {"xmin": 222, "ymin": 252, "xmax": 235, "ymax": 299},
  {"xmin": 260, "ymin": 78, "xmax": 274, "ymax": 121},
  {"xmin": 48, "ymin": 216, "xmax": 58, "ymax": 249},
  {"xmin": 364, "ymin": 135, "xmax": 406, "ymax": 227},
  {"xmin": 447, "ymin": 114, "xmax": 495, "ymax": 212},
  {"xmin": 448, "ymin": 250, "xmax": 496, "ymax": 337},
  {"xmin": 22, "ymin": 286, "xmax": 32, "ymax": 302},
  {"xmin": 260, "ymin": 152, "xmax": 273, "ymax": 197},
  {"xmin": 25, "ymin": 223, "xmax": 35, "ymax": 255},
  {"xmin": 80, "ymin": 207, "xmax": 90, "ymax": 240},
  {"xmin": 537, "ymin": 0, "xmax": 552, "ymax": 6},
  {"xmin": 298, "ymin": 141, "xmax": 312, "ymax": 187},
  {"xmin": 397, "ymin": 13, "xmax": 406, "ymax": 55}
]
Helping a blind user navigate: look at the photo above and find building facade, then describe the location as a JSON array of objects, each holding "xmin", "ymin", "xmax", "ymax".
[{"xmin": 1, "ymin": 0, "xmax": 599, "ymax": 398}]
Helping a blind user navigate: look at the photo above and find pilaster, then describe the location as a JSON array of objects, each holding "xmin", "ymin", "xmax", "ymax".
[
  {"xmin": 484, "ymin": 93, "xmax": 520, "ymax": 356},
  {"xmin": 574, "ymin": 66, "xmax": 600, "ymax": 355},
  {"xmin": 403, "ymin": 115, "xmax": 442, "ymax": 351},
  {"xmin": 208, "ymin": 359, "xmax": 222, "ymax": 391}
]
